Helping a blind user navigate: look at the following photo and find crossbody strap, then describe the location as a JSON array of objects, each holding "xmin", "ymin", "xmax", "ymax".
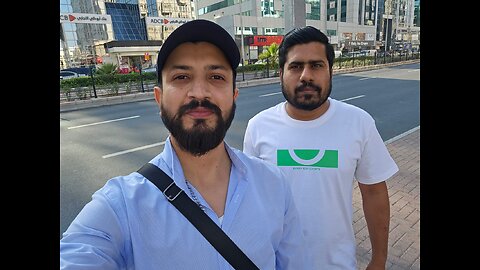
[{"xmin": 137, "ymin": 163, "xmax": 259, "ymax": 270}]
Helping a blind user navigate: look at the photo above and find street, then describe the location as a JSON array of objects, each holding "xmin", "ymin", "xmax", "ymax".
[{"xmin": 60, "ymin": 62, "xmax": 420, "ymax": 236}]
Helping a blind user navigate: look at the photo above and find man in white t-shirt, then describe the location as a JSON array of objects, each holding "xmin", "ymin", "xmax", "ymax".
[{"xmin": 243, "ymin": 26, "xmax": 399, "ymax": 270}]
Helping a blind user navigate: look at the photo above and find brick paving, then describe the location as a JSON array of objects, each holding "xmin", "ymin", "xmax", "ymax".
[{"xmin": 354, "ymin": 127, "xmax": 420, "ymax": 269}]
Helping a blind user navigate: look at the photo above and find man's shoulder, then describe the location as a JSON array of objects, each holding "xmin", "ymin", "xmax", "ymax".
[
  {"xmin": 249, "ymin": 102, "xmax": 284, "ymax": 121},
  {"xmin": 102, "ymin": 154, "xmax": 165, "ymax": 194},
  {"xmin": 331, "ymin": 98, "xmax": 374, "ymax": 121}
]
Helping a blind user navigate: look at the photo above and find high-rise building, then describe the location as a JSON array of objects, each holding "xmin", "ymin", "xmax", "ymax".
[
  {"xmin": 60, "ymin": 0, "xmax": 195, "ymax": 69},
  {"xmin": 379, "ymin": 0, "xmax": 420, "ymax": 52},
  {"xmin": 60, "ymin": 0, "xmax": 419, "ymax": 69},
  {"xmin": 196, "ymin": 0, "xmax": 387, "ymax": 62}
]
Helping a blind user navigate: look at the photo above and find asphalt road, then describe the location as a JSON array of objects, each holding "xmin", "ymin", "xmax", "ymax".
[{"xmin": 60, "ymin": 62, "xmax": 420, "ymax": 236}]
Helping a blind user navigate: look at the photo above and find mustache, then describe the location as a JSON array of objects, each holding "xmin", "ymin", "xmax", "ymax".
[
  {"xmin": 295, "ymin": 82, "xmax": 322, "ymax": 93},
  {"xmin": 177, "ymin": 99, "xmax": 222, "ymax": 117}
]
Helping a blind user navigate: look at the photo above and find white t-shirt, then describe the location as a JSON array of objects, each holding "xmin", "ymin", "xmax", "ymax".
[{"xmin": 243, "ymin": 98, "xmax": 399, "ymax": 269}]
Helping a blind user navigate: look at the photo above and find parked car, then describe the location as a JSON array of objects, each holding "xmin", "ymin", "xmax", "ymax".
[
  {"xmin": 60, "ymin": 70, "xmax": 87, "ymax": 80},
  {"xmin": 61, "ymin": 67, "xmax": 91, "ymax": 76},
  {"xmin": 60, "ymin": 67, "xmax": 91, "ymax": 80},
  {"xmin": 254, "ymin": 59, "xmax": 266, "ymax": 65},
  {"xmin": 142, "ymin": 65, "xmax": 157, "ymax": 73},
  {"xmin": 343, "ymin": 51, "xmax": 368, "ymax": 58}
]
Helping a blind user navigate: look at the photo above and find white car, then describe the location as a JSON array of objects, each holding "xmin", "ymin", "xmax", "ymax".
[
  {"xmin": 142, "ymin": 66, "xmax": 157, "ymax": 73},
  {"xmin": 60, "ymin": 70, "xmax": 88, "ymax": 80}
]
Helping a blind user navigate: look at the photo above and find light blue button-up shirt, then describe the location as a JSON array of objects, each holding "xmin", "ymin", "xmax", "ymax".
[{"xmin": 60, "ymin": 137, "xmax": 311, "ymax": 269}]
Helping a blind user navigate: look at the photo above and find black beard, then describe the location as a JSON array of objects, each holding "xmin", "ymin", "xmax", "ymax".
[
  {"xmin": 281, "ymin": 79, "xmax": 332, "ymax": 111},
  {"xmin": 161, "ymin": 99, "xmax": 236, "ymax": 156}
]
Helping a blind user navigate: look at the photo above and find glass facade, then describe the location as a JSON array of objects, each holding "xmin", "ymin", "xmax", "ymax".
[
  {"xmin": 199, "ymin": 0, "xmax": 236, "ymax": 16},
  {"xmin": 376, "ymin": 0, "xmax": 385, "ymax": 41},
  {"xmin": 306, "ymin": 0, "xmax": 321, "ymax": 20},
  {"xmin": 60, "ymin": 0, "xmax": 111, "ymax": 68},
  {"xmin": 305, "ymin": 0, "xmax": 346, "ymax": 22},
  {"xmin": 61, "ymin": 0, "xmax": 419, "ymax": 68},
  {"xmin": 146, "ymin": 0, "xmax": 159, "ymax": 17},
  {"xmin": 341, "ymin": 0, "xmax": 347, "ymax": 22},
  {"xmin": 60, "ymin": 0, "xmax": 155, "ymax": 68},
  {"xmin": 413, "ymin": 0, "xmax": 420, "ymax": 27},
  {"xmin": 261, "ymin": 0, "xmax": 279, "ymax": 17},
  {"xmin": 327, "ymin": 0, "xmax": 337, "ymax": 21},
  {"xmin": 363, "ymin": 0, "xmax": 376, "ymax": 25},
  {"xmin": 105, "ymin": 2, "xmax": 147, "ymax": 40}
]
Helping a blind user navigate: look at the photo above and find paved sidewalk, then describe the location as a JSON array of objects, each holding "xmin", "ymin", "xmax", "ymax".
[{"xmin": 354, "ymin": 127, "xmax": 420, "ymax": 269}]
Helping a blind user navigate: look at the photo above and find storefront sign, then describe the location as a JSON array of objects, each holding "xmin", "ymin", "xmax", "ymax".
[
  {"xmin": 245, "ymin": 35, "xmax": 283, "ymax": 46},
  {"xmin": 60, "ymin": 13, "xmax": 111, "ymax": 24},
  {"xmin": 146, "ymin": 17, "xmax": 192, "ymax": 26}
]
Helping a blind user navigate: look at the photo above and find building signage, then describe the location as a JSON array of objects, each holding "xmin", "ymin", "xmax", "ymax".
[
  {"xmin": 245, "ymin": 35, "xmax": 284, "ymax": 46},
  {"xmin": 145, "ymin": 17, "xmax": 192, "ymax": 26},
  {"xmin": 60, "ymin": 13, "xmax": 112, "ymax": 24},
  {"xmin": 345, "ymin": 40, "xmax": 374, "ymax": 47}
]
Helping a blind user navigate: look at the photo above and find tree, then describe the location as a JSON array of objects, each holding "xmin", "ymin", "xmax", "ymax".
[
  {"xmin": 258, "ymin": 43, "xmax": 279, "ymax": 72},
  {"xmin": 95, "ymin": 63, "xmax": 118, "ymax": 75}
]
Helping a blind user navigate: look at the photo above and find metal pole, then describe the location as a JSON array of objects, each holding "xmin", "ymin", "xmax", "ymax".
[
  {"xmin": 90, "ymin": 66, "xmax": 97, "ymax": 98},
  {"xmin": 337, "ymin": 0, "xmax": 340, "ymax": 49},
  {"xmin": 385, "ymin": 14, "xmax": 389, "ymax": 52},
  {"xmin": 324, "ymin": 0, "xmax": 327, "ymax": 33},
  {"xmin": 239, "ymin": 1, "xmax": 245, "ymax": 67},
  {"xmin": 395, "ymin": 0, "xmax": 400, "ymax": 49},
  {"xmin": 239, "ymin": 1, "xmax": 245, "ymax": 81},
  {"xmin": 139, "ymin": 65, "xmax": 145, "ymax": 92}
]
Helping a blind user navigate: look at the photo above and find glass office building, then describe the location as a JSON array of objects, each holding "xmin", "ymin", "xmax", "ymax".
[
  {"xmin": 60, "ymin": 0, "xmax": 194, "ymax": 68},
  {"xmin": 105, "ymin": 2, "xmax": 147, "ymax": 41},
  {"xmin": 60, "ymin": 0, "xmax": 419, "ymax": 68}
]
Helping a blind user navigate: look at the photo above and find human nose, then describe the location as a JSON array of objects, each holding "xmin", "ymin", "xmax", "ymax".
[
  {"xmin": 299, "ymin": 66, "xmax": 314, "ymax": 82},
  {"xmin": 187, "ymin": 78, "xmax": 211, "ymax": 100}
]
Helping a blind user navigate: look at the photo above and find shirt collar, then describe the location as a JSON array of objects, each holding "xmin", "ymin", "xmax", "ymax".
[{"xmin": 158, "ymin": 136, "xmax": 248, "ymax": 184}]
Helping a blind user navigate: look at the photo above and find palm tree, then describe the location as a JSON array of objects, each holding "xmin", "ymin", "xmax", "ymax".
[
  {"xmin": 258, "ymin": 43, "xmax": 279, "ymax": 75},
  {"xmin": 95, "ymin": 63, "xmax": 118, "ymax": 75}
]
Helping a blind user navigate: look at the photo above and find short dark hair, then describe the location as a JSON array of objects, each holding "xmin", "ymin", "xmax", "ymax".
[{"xmin": 278, "ymin": 26, "xmax": 335, "ymax": 72}]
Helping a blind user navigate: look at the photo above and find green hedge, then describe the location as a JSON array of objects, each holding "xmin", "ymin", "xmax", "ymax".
[{"xmin": 60, "ymin": 72, "xmax": 157, "ymax": 89}]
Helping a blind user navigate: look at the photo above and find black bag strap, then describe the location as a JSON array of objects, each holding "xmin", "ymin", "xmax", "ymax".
[{"xmin": 137, "ymin": 163, "xmax": 259, "ymax": 270}]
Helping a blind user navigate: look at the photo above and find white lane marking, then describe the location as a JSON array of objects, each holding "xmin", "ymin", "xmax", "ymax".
[
  {"xmin": 102, "ymin": 141, "xmax": 166, "ymax": 159},
  {"xmin": 359, "ymin": 77, "xmax": 373, "ymax": 80},
  {"xmin": 407, "ymin": 69, "xmax": 420, "ymax": 72},
  {"xmin": 260, "ymin": 92, "xmax": 282, "ymax": 97},
  {"xmin": 68, "ymin": 116, "xmax": 140, "ymax": 130},
  {"xmin": 339, "ymin": 95, "xmax": 365, "ymax": 102}
]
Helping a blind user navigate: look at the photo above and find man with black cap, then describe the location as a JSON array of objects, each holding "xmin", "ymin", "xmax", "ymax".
[{"xmin": 60, "ymin": 19, "xmax": 312, "ymax": 270}]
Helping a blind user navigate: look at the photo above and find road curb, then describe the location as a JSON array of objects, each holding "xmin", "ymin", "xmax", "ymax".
[{"xmin": 60, "ymin": 59, "xmax": 419, "ymax": 113}]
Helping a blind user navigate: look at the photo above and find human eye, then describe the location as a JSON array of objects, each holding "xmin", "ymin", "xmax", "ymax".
[
  {"xmin": 211, "ymin": 74, "xmax": 225, "ymax": 81},
  {"xmin": 288, "ymin": 64, "xmax": 300, "ymax": 70},
  {"xmin": 173, "ymin": 74, "xmax": 189, "ymax": 80}
]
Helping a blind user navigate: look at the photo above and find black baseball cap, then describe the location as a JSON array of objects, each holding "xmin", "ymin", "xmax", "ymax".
[{"xmin": 156, "ymin": 19, "xmax": 240, "ymax": 79}]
